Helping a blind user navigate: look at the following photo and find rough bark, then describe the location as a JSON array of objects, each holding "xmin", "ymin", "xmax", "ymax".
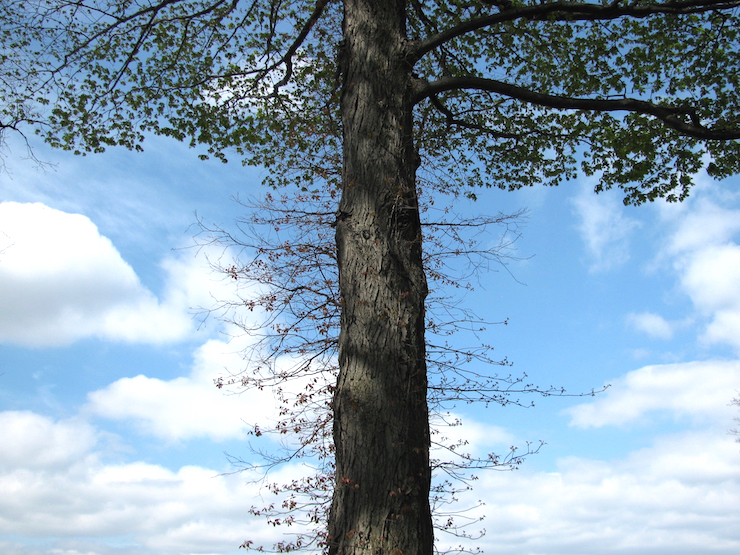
[{"xmin": 328, "ymin": 1, "xmax": 433, "ymax": 555}]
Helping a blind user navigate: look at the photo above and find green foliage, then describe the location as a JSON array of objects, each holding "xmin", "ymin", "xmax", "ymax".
[
  {"xmin": 410, "ymin": 1, "xmax": 740, "ymax": 203},
  {"xmin": 2, "ymin": 1, "xmax": 739, "ymax": 202}
]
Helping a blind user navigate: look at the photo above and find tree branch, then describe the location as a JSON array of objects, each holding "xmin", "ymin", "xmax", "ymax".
[
  {"xmin": 429, "ymin": 94, "xmax": 522, "ymax": 139},
  {"xmin": 270, "ymin": 0, "xmax": 333, "ymax": 91},
  {"xmin": 56, "ymin": 0, "xmax": 188, "ymax": 70},
  {"xmin": 414, "ymin": 76, "xmax": 740, "ymax": 140},
  {"xmin": 409, "ymin": 0, "xmax": 740, "ymax": 63}
]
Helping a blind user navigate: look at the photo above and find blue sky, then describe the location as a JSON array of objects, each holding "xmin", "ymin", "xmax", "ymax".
[{"xmin": 1, "ymin": 132, "xmax": 739, "ymax": 555}]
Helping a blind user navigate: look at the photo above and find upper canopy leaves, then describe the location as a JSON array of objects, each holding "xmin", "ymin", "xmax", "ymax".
[{"xmin": 2, "ymin": 0, "xmax": 739, "ymax": 203}]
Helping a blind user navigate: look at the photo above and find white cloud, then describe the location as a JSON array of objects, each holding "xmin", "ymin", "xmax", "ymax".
[
  {"xmin": 571, "ymin": 185, "xmax": 641, "ymax": 273},
  {"xmin": 677, "ymin": 244, "xmax": 740, "ymax": 351},
  {"xmin": 0, "ymin": 134, "xmax": 229, "ymax": 254},
  {"xmin": 663, "ymin": 198, "xmax": 740, "ymax": 256},
  {"xmin": 626, "ymin": 311, "xmax": 675, "ymax": 340},
  {"xmin": 564, "ymin": 360, "xmax": 740, "ymax": 429},
  {"xmin": 0, "ymin": 202, "xmax": 230, "ymax": 347},
  {"xmin": 447, "ymin": 429, "xmax": 740, "ymax": 555},
  {"xmin": 0, "ymin": 411, "xmax": 97, "ymax": 470},
  {"xmin": 84, "ymin": 336, "xmax": 325, "ymax": 444},
  {"xmin": 620, "ymin": 186, "xmax": 740, "ymax": 355},
  {"xmin": 0, "ymin": 410, "xmax": 300, "ymax": 555},
  {"xmin": 431, "ymin": 412, "xmax": 515, "ymax": 461},
  {"xmin": 85, "ymin": 338, "xmax": 271, "ymax": 442},
  {"xmin": 704, "ymin": 310, "xmax": 740, "ymax": 351},
  {"xmin": 680, "ymin": 244, "xmax": 740, "ymax": 314},
  {"xmin": 650, "ymin": 194, "xmax": 740, "ymax": 354}
]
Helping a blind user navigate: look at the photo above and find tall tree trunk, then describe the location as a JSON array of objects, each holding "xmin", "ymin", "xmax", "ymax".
[{"xmin": 329, "ymin": 1, "xmax": 433, "ymax": 555}]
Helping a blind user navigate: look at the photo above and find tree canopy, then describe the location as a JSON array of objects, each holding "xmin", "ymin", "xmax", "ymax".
[{"xmin": 3, "ymin": 1, "xmax": 740, "ymax": 202}]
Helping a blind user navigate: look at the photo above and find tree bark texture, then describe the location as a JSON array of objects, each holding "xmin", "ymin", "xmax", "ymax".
[{"xmin": 329, "ymin": 1, "xmax": 433, "ymax": 555}]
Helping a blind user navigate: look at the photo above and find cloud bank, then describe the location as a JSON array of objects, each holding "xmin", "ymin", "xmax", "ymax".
[
  {"xmin": 565, "ymin": 360, "xmax": 740, "ymax": 428},
  {"xmin": 3, "ymin": 355, "xmax": 739, "ymax": 555},
  {"xmin": 0, "ymin": 411, "xmax": 283, "ymax": 555},
  {"xmin": 85, "ymin": 338, "xmax": 280, "ymax": 442},
  {"xmin": 0, "ymin": 202, "xmax": 223, "ymax": 347}
]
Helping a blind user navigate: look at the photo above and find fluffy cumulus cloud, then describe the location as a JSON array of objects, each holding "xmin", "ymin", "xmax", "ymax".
[
  {"xmin": 656, "ymin": 195, "xmax": 740, "ymax": 353},
  {"xmin": 438, "ymin": 357, "xmax": 740, "ymax": 555},
  {"xmin": 663, "ymin": 196, "xmax": 740, "ymax": 255},
  {"xmin": 85, "ymin": 338, "xmax": 285, "ymax": 442},
  {"xmin": 564, "ymin": 360, "xmax": 740, "ymax": 428},
  {"xmin": 449, "ymin": 429, "xmax": 740, "ymax": 555},
  {"xmin": 0, "ymin": 411, "xmax": 97, "ymax": 470},
  {"xmin": 0, "ymin": 202, "xmax": 228, "ymax": 347},
  {"xmin": 680, "ymin": 243, "xmax": 740, "ymax": 350},
  {"xmin": 0, "ymin": 411, "xmax": 301, "ymax": 555},
  {"xmin": 570, "ymin": 183, "xmax": 641, "ymax": 273}
]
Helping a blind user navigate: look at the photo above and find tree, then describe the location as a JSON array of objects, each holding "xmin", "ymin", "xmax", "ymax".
[
  {"xmin": 3, "ymin": 2, "xmax": 740, "ymax": 555},
  {"xmin": 199, "ymin": 187, "xmax": 549, "ymax": 553}
]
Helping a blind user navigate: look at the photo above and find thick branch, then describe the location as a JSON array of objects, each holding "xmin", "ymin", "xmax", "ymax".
[
  {"xmin": 209, "ymin": 0, "xmax": 332, "ymax": 91},
  {"xmin": 270, "ymin": 0, "xmax": 333, "ymax": 90},
  {"xmin": 410, "ymin": 0, "xmax": 740, "ymax": 63},
  {"xmin": 414, "ymin": 76, "xmax": 740, "ymax": 140}
]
